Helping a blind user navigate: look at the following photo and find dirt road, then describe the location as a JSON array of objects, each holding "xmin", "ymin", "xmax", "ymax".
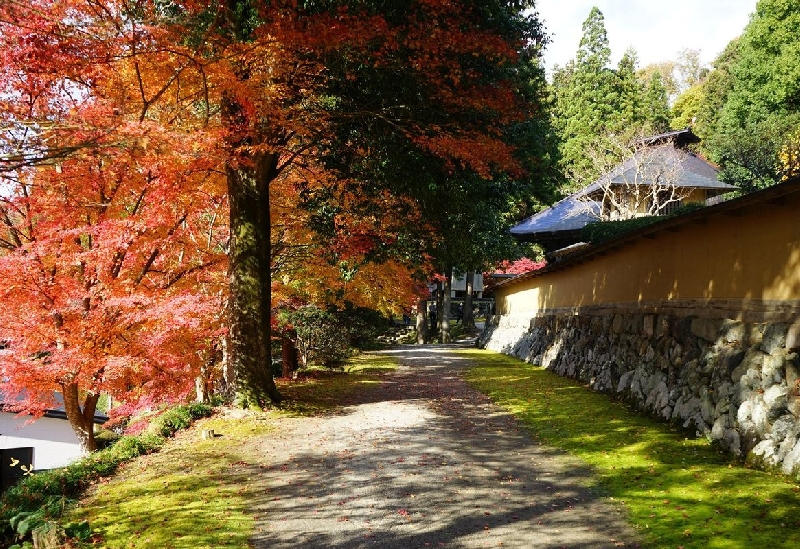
[{"xmin": 246, "ymin": 344, "xmax": 640, "ymax": 548}]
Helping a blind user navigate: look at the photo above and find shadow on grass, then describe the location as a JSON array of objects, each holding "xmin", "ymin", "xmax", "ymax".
[
  {"xmin": 275, "ymin": 352, "xmax": 399, "ymax": 417},
  {"xmin": 68, "ymin": 416, "xmax": 268, "ymax": 549},
  {"xmin": 247, "ymin": 343, "xmax": 638, "ymax": 549},
  {"xmin": 460, "ymin": 349, "xmax": 800, "ymax": 549}
]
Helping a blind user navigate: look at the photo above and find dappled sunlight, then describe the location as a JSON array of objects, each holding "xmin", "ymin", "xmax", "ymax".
[
  {"xmin": 462, "ymin": 349, "xmax": 800, "ymax": 548},
  {"xmin": 765, "ymin": 246, "xmax": 800, "ymax": 301},
  {"xmin": 320, "ymin": 400, "xmax": 434, "ymax": 431},
  {"xmin": 246, "ymin": 345, "xmax": 638, "ymax": 548},
  {"xmin": 70, "ymin": 421, "xmax": 262, "ymax": 548},
  {"xmin": 379, "ymin": 347, "xmax": 474, "ymax": 359}
]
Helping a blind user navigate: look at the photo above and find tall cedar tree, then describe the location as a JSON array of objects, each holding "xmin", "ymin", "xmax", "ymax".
[
  {"xmin": 551, "ymin": 7, "xmax": 671, "ymax": 190},
  {"xmin": 552, "ymin": 7, "xmax": 618, "ymax": 189},
  {"xmin": 0, "ymin": 0, "xmax": 547, "ymax": 429}
]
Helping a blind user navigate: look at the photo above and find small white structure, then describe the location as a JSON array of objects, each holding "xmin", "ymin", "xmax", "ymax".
[
  {"xmin": 0, "ymin": 396, "xmax": 108, "ymax": 471},
  {"xmin": 450, "ymin": 272, "xmax": 484, "ymax": 297},
  {"xmin": 0, "ymin": 414, "xmax": 80, "ymax": 470},
  {"xmin": 427, "ymin": 272, "xmax": 486, "ymax": 299}
]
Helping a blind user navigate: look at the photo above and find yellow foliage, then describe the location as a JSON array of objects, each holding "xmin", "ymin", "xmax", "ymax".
[{"xmin": 779, "ymin": 128, "xmax": 800, "ymax": 179}]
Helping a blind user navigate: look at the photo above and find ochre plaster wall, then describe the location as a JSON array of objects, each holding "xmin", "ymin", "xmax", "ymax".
[
  {"xmin": 684, "ymin": 188, "xmax": 710, "ymax": 205},
  {"xmin": 497, "ymin": 197, "xmax": 800, "ymax": 318}
]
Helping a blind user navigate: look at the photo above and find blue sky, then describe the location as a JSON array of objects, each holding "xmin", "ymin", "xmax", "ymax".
[{"xmin": 534, "ymin": 1, "xmax": 756, "ymax": 71}]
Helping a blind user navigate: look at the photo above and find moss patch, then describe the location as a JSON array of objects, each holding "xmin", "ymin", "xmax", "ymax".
[
  {"xmin": 277, "ymin": 352, "xmax": 398, "ymax": 416},
  {"xmin": 461, "ymin": 349, "xmax": 800, "ymax": 549},
  {"xmin": 67, "ymin": 412, "xmax": 272, "ymax": 549}
]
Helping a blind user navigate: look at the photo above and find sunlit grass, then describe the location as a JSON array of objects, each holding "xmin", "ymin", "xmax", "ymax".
[
  {"xmin": 461, "ymin": 348, "xmax": 800, "ymax": 549},
  {"xmin": 343, "ymin": 351, "xmax": 399, "ymax": 374},
  {"xmin": 67, "ymin": 413, "xmax": 273, "ymax": 548},
  {"xmin": 277, "ymin": 351, "xmax": 398, "ymax": 416},
  {"xmin": 67, "ymin": 353, "xmax": 397, "ymax": 547}
]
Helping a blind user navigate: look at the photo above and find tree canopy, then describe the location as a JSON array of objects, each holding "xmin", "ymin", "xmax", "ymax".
[
  {"xmin": 550, "ymin": 7, "xmax": 671, "ymax": 191},
  {"xmin": 0, "ymin": 0, "xmax": 551, "ymax": 446},
  {"xmin": 681, "ymin": 0, "xmax": 800, "ymax": 191}
]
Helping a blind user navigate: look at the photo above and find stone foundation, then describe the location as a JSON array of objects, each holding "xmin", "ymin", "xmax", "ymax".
[{"xmin": 479, "ymin": 309, "xmax": 800, "ymax": 477}]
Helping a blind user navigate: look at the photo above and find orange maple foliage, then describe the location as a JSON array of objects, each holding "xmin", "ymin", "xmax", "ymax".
[
  {"xmin": 270, "ymin": 165, "xmax": 426, "ymax": 317},
  {"xmin": 0, "ymin": 0, "xmax": 538, "ymax": 444},
  {"xmin": 0, "ymin": 119, "xmax": 227, "ymax": 448}
]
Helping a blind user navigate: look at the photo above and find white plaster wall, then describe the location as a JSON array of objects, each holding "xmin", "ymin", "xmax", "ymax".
[
  {"xmin": 0, "ymin": 413, "xmax": 85, "ymax": 470},
  {"xmin": 451, "ymin": 272, "xmax": 484, "ymax": 293}
]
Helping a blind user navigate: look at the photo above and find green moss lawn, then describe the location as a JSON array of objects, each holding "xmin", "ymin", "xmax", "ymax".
[
  {"xmin": 66, "ymin": 352, "xmax": 397, "ymax": 548},
  {"xmin": 461, "ymin": 348, "xmax": 800, "ymax": 549}
]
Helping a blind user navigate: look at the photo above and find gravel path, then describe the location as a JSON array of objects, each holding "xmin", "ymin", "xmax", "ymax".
[{"xmin": 246, "ymin": 344, "xmax": 641, "ymax": 548}]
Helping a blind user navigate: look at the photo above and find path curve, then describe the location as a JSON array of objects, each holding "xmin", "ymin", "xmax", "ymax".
[{"xmin": 247, "ymin": 344, "xmax": 641, "ymax": 548}]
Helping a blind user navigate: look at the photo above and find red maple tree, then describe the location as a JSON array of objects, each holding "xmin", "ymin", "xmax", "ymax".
[
  {"xmin": 0, "ymin": 120, "xmax": 227, "ymax": 451},
  {"xmin": 0, "ymin": 0, "xmax": 545, "ymax": 445}
]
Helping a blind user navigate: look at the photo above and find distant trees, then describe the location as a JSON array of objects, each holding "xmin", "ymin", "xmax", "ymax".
[
  {"xmin": 406, "ymin": 19, "xmax": 555, "ymax": 343},
  {"xmin": 673, "ymin": 0, "xmax": 800, "ymax": 191},
  {"xmin": 550, "ymin": 0, "xmax": 800, "ymax": 196},
  {"xmin": 550, "ymin": 7, "xmax": 671, "ymax": 190},
  {"xmin": 550, "ymin": 7, "xmax": 617, "ymax": 188}
]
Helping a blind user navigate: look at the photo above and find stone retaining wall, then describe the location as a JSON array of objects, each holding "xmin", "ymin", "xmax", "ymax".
[{"xmin": 479, "ymin": 309, "xmax": 800, "ymax": 477}]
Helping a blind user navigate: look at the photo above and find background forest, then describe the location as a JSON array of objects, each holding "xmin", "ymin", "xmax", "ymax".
[
  {"xmin": 0, "ymin": 0, "xmax": 797, "ymax": 450},
  {"xmin": 550, "ymin": 1, "xmax": 800, "ymax": 194}
]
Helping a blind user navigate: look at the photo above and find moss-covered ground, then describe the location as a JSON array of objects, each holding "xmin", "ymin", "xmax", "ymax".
[
  {"xmin": 461, "ymin": 348, "xmax": 800, "ymax": 549},
  {"xmin": 66, "ymin": 352, "xmax": 397, "ymax": 548}
]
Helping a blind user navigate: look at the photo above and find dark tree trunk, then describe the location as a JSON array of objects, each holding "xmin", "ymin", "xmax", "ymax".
[
  {"xmin": 462, "ymin": 270, "xmax": 476, "ymax": 330},
  {"xmin": 196, "ymin": 343, "xmax": 221, "ymax": 403},
  {"xmin": 226, "ymin": 151, "xmax": 282, "ymax": 406},
  {"xmin": 433, "ymin": 281, "xmax": 443, "ymax": 339},
  {"xmin": 221, "ymin": 0, "xmax": 282, "ymax": 407},
  {"xmin": 61, "ymin": 382, "xmax": 99, "ymax": 453},
  {"xmin": 281, "ymin": 333, "xmax": 298, "ymax": 378}
]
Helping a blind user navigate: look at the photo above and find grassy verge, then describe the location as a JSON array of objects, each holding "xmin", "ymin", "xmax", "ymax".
[
  {"xmin": 0, "ymin": 404, "xmax": 213, "ymax": 549},
  {"xmin": 461, "ymin": 349, "xmax": 800, "ymax": 549},
  {"xmin": 63, "ymin": 352, "xmax": 397, "ymax": 548},
  {"xmin": 66, "ymin": 411, "xmax": 272, "ymax": 549},
  {"xmin": 277, "ymin": 351, "xmax": 398, "ymax": 415}
]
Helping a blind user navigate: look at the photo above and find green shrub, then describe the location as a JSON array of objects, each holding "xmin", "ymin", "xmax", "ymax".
[
  {"xmin": 94, "ymin": 427, "xmax": 121, "ymax": 449},
  {"xmin": 102, "ymin": 433, "xmax": 164, "ymax": 462},
  {"xmin": 580, "ymin": 216, "xmax": 662, "ymax": 244},
  {"xmin": 581, "ymin": 203, "xmax": 709, "ymax": 245},
  {"xmin": 0, "ymin": 403, "xmax": 212, "ymax": 547},
  {"xmin": 336, "ymin": 304, "xmax": 392, "ymax": 349},
  {"xmin": 284, "ymin": 306, "xmax": 351, "ymax": 367},
  {"xmin": 278, "ymin": 304, "xmax": 394, "ymax": 366},
  {"xmin": 148, "ymin": 403, "xmax": 212, "ymax": 438}
]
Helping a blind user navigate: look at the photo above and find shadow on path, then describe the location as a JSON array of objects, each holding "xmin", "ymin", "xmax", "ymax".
[{"xmin": 246, "ymin": 343, "xmax": 641, "ymax": 548}]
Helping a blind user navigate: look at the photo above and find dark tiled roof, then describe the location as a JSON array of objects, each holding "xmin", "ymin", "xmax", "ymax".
[
  {"xmin": 580, "ymin": 147, "xmax": 736, "ymax": 200},
  {"xmin": 510, "ymin": 193, "xmax": 599, "ymax": 235},
  {"xmin": 511, "ymin": 137, "xmax": 736, "ymax": 243}
]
